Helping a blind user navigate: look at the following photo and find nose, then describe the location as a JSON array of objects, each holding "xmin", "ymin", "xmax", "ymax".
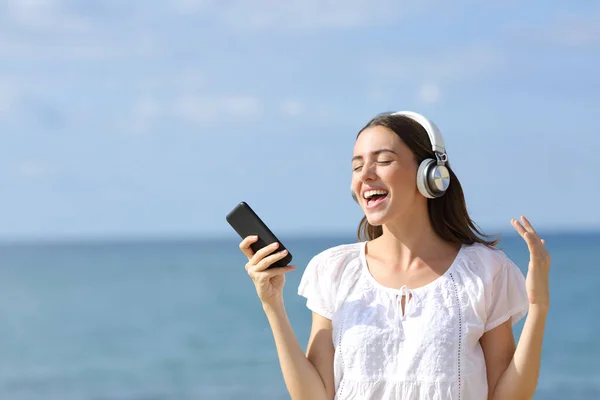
[{"xmin": 359, "ymin": 162, "xmax": 377, "ymax": 182}]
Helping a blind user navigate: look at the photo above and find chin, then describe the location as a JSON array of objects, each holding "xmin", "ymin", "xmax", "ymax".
[
  {"xmin": 362, "ymin": 198, "xmax": 405, "ymax": 227},
  {"xmin": 363, "ymin": 209, "xmax": 390, "ymax": 227}
]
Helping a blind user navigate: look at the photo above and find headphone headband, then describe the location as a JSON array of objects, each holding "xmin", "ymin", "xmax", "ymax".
[{"xmin": 391, "ymin": 111, "xmax": 446, "ymax": 156}]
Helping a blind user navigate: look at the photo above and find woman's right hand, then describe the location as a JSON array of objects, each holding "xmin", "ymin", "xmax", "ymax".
[{"xmin": 239, "ymin": 236, "xmax": 297, "ymax": 308}]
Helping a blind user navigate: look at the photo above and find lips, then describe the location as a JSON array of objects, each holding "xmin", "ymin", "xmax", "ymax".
[{"xmin": 362, "ymin": 188, "xmax": 389, "ymax": 208}]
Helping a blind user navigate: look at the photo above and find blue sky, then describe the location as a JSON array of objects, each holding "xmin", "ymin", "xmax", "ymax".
[{"xmin": 0, "ymin": 1, "xmax": 598, "ymax": 240}]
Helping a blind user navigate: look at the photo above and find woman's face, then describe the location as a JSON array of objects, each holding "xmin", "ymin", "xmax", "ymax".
[{"xmin": 351, "ymin": 125, "xmax": 421, "ymax": 227}]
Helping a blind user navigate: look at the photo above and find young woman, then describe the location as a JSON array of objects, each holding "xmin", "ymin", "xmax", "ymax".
[{"xmin": 239, "ymin": 111, "xmax": 550, "ymax": 400}]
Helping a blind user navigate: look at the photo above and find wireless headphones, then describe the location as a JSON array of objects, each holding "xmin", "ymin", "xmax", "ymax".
[{"xmin": 351, "ymin": 110, "xmax": 451, "ymax": 202}]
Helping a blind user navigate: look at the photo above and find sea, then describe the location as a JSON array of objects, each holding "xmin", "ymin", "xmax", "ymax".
[{"xmin": 0, "ymin": 231, "xmax": 598, "ymax": 400}]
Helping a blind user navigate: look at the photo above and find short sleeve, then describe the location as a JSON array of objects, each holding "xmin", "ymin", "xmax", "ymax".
[
  {"xmin": 297, "ymin": 252, "xmax": 336, "ymax": 319},
  {"xmin": 484, "ymin": 256, "xmax": 529, "ymax": 332}
]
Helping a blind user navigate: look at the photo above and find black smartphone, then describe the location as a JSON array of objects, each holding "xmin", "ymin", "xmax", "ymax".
[{"xmin": 226, "ymin": 201, "xmax": 293, "ymax": 268}]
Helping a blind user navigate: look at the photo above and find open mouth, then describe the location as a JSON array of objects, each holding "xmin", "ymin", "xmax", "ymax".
[{"xmin": 363, "ymin": 189, "xmax": 389, "ymax": 207}]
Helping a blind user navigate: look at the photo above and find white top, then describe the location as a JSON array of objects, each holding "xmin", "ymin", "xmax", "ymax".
[{"xmin": 297, "ymin": 241, "xmax": 529, "ymax": 400}]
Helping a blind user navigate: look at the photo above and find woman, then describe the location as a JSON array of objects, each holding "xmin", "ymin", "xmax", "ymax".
[{"xmin": 239, "ymin": 111, "xmax": 550, "ymax": 400}]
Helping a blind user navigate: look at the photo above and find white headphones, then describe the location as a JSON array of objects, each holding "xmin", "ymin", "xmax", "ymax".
[{"xmin": 352, "ymin": 110, "xmax": 451, "ymax": 201}]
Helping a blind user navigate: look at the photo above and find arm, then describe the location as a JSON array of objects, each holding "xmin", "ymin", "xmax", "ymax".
[
  {"xmin": 264, "ymin": 304, "xmax": 336, "ymax": 400},
  {"xmin": 239, "ymin": 237, "xmax": 335, "ymax": 400},
  {"xmin": 485, "ymin": 216, "xmax": 551, "ymax": 400},
  {"xmin": 480, "ymin": 318, "xmax": 515, "ymax": 398},
  {"xmin": 481, "ymin": 309, "xmax": 548, "ymax": 400},
  {"xmin": 481, "ymin": 305, "xmax": 548, "ymax": 400}
]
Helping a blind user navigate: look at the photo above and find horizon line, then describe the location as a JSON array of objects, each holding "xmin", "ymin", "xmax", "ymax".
[{"xmin": 0, "ymin": 226, "xmax": 598, "ymax": 246}]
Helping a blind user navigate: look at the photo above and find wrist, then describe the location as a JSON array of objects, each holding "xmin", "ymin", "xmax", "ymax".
[{"xmin": 263, "ymin": 298, "xmax": 286, "ymax": 316}]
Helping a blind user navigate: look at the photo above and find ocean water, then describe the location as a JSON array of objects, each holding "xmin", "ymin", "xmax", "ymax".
[{"xmin": 0, "ymin": 232, "xmax": 598, "ymax": 400}]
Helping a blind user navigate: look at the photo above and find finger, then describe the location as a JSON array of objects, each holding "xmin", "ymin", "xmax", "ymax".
[
  {"xmin": 264, "ymin": 264, "xmax": 296, "ymax": 278},
  {"xmin": 528, "ymin": 235, "xmax": 551, "ymax": 265},
  {"xmin": 511, "ymin": 220, "xmax": 550, "ymax": 265},
  {"xmin": 523, "ymin": 231, "xmax": 537, "ymax": 252},
  {"xmin": 512, "ymin": 218, "xmax": 539, "ymax": 242},
  {"xmin": 511, "ymin": 219, "xmax": 537, "ymax": 253},
  {"xmin": 252, "ymin": 265, "xmax": 296, "ymax": 280},
  {"xmin": 511, "ymin": 218, "xmax": 527, "ymax": 238},
  {"xmin": 254, "ymin": 249, "xmax": 290, "ymax": 272},
  {"xmin": 520, "ymin": 215, "xmax": 538, "ymax": 236},
  {"xmin": 239, "ymin": 235, "xmax": 258, "ymax": 259},
  {"xmin": 250, "ymin": 242, "xmax": 281, "ymax": 265},
  {"xmin": 517, "ymin": 216, "xmax": 545, "ymax": 249},
  {"xmin": 515, "ymin": 226, "xmax": 549, "ymax": 261}
]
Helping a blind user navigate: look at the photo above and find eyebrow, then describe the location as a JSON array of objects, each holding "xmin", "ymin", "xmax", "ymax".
[{"xmin": 352, "ymin": 148, "xmax": 397, "ymax": 162}]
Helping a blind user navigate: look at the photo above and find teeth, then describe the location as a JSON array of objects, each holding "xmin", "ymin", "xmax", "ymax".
[{"xmin": 363, "ymin": 189, "xmax": 388, "ymax": 199}]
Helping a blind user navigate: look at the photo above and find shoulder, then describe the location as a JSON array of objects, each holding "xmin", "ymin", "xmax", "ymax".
[
  {"xmin": 309, "ymin": 241, "xmax": 363, "ymax": 267},
  {"xmin": 463, "ymin": 241, "xmax": 511, "ymax": 264},
  {"xmin": 460, "ymin": 242, "xmax": 523, "ymax": 283},
  {"xmin": 297, "ymin": 242, "xmax": 365, "ymax": 319},
  {"xmin": 303, "ymin": 242, "xmax": 363, "ymax": 281},
  {"xmin": 460, "ymin": 244, "xmax": 529, "ymax": 330}
]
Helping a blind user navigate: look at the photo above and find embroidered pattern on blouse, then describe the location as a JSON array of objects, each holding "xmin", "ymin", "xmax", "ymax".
[{"xmin": 449, "ymin": 272, "xmax": 463, "ymax": 400}]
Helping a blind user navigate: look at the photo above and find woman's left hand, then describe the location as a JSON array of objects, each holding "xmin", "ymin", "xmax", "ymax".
[{"xmin": 512, "ymin": 216, "xmax": 551, "ymax": 308}]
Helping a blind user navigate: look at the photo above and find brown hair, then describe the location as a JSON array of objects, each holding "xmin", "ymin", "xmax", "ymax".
[{"xmin": 355, "ymin": 112, "xmax": 499, "ymax": 247}]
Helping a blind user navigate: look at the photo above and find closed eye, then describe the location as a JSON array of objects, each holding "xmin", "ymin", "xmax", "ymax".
[{"xmin": 353, "ymin": 160, "xmax": 391, "ymax": 171}]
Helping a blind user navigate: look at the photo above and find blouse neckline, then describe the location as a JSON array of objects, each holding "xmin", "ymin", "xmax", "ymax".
[{"xmin": 359, "ymin": 240, "xmax": 467, "ymax": 295}]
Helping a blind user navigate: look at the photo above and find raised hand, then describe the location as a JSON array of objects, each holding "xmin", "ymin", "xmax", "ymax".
[
  {"xmin": 239, "ymin": 236, "xmax": 297, "ymax": 308},
  {"xmin": 511, "ymin": 216, "xmax": 551, "ymax": 308}
]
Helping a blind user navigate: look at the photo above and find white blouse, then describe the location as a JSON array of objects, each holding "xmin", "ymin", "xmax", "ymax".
[{"xmin": 297, "ymin": 241, "xmax": 529, "ymax": 400}]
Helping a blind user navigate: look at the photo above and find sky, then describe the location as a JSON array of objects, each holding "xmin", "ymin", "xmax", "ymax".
[{"xmin": 0, "ymin": 0, "xmax": 599, "ymax": 241}]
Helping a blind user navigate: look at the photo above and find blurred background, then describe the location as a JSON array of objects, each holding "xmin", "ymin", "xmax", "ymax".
[{"xmin": 0, "ymin": 1, "xmax": 599, "ymax": 399}]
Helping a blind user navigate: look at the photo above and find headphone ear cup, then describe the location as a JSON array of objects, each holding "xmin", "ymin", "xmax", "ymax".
[
  {"xmin": 351, "ymin": 188, "xmax": 359, "ymax": 203},
  {"xmin": 429, "ymin": 164, "xmax": 450, "ymax": 195},
  {"xmin": 416, "ymin": 158, "xmax": 436, "ymax": 198},
  {"xmin": 417, "ymin": 158, "xmax": 450, "ymax": 198}
]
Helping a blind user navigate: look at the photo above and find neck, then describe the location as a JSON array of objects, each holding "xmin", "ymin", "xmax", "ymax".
[{"xmin": 377, "ymin": 201, "xmax": 451, "ymax": 265}]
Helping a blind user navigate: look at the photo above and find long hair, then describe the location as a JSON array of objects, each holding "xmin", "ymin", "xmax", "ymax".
[{"xmin": 356, "ymin": 112, "xmax": 499, "ymax": 247}]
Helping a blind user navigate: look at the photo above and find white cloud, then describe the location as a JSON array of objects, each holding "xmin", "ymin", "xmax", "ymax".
[
  {"xmin": 134, "ymin": 98, "xmax": 160, "ymax": 119},
  {"xmin": 172, "ymin": 95, "xmax": 262, "ymax": 125},
  {"xmin": 365, "ymin": 46, "xmax": 501, "ymax": 108},
  {"xmin": 175, "ymin": 0, "xmax": 427, "ymax": 31},
  {"xmin": 374, "ymin": 46, "xmax": 502, "ymax": 84},
  {"xmin": 0, "ymin": 1, "xmax": 159, "ymax": 61},
  {"xmin": 1, "ymin": 0, "xmax": 91, "ymax": 33},
  {"xmin": 0, "ymin": 32, "xmax": 160, "ymax": 61},
  {"xmin": 220, "ymin": 96, "xmax": 262, "ymax": 118},
  {"xmin": 506, "ymin": 7, "xmax": 600, "ymax": 48},
  {"xmin": 548, "ymin": 10, "xmax": 600, "ymax": 47},
  {"xmin": 280, "ymin": 99, "xmax": 304, "ymax": 117},
  {"xmin": 4, "ymin": 0, "xmax": 57, "ymax": 24},
  {"xmin": 122, "ymin": 94, "xmax": 264, "ymax": 134},
  {"xmin": 0, "ymin": 80, "xmax": 18, "ymax": 118},
  {"xmin": 123, "ymin": 97, "xmax": 161, "ymax": 135},
  {"xmin": 173, "ymin": 0, "xmax": 210, "ymax": 14},
  {"xmin": 171, "ymin": 69, "xmax": 208, "ymax": 89},
  {"xmin": 13, "ymin": 161, "xmax": 59, "ymax": 179},
  {"xmin": 417, "ymin": 83, "xmax": 442, "ymax": 104}
]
